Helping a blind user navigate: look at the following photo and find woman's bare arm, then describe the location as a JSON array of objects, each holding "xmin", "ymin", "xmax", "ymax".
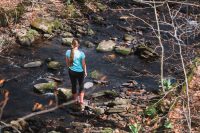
[
  {"xmin": 82, "ymin": 59, "xmax": 87, "ymax": 77},
  {"xmin": 66, "ymin": 57, "xmax": 70, "ymax": 67}
]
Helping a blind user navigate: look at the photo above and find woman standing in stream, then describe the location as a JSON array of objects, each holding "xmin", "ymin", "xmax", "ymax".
[{"xmin": 65, "ymin": 38, "xmax": 87, "ymax": 105}]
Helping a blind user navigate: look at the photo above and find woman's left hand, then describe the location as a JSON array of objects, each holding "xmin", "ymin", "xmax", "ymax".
[{"xmin": 84, "ymin": 72, "xmax": 87, "ymax": 78}]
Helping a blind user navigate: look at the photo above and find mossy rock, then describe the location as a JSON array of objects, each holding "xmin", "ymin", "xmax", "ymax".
[
  {"xmin": 134, "ymin": 44, "xmax": 159, "ymax": 59},
  {"xmin": 31, "ymin": 18, "xmax": 53, "ymax": 33},
  {"xmin": 34, "ymin": 82, "xmax": 57, "ymax": 94},
  {"xmin": 53, "ymin": 19, "xmax": 63, "ymax": 29},
  {"xmin": 90, "ymin": 70, "xmax": 103, "ymax": 79},
  {"xmin": 87, "ymin": 27, "xmax": 95, "ymax": 36},
  {"xmin": 57, "ymin": 88, "xmax": 72, "ymax": 101},
  {"xmin": 115, "ymin": 46, "xmax": 132, "ymax": 55},
  {"xmin": 61, "ymin": 37, "xmax": 73, "ymax": 46},
  {"xmin": 104, "ymin": 90, "xmax": 119, "ymax": 98},
  {"xmin": 101, "ymin": 128, "xmax": 113, "ymax": 133},
  {"xmin": 31, "ymin": 18, "xmax": 62, "ymax": 33},
  {"xmin": 61, "ymin": 4, "xmax": 79, "ymax": 18},
  {"xmin": 95, "ymin": 2, "xmax": 107, "ymax": 11},
  {"xmin": 96, "ymin": 40, "xmax": 116, "ymax": 52},
  {"xmin": 17, "ymin": 29, "xmax": 39, "ymax": 46},
  {"xmin": 47, "ymin": 61, "xmax": 61, "ymax": 70},
  {"xmin": 124, "ymin": 34, "xmax": 135, "ymax": 41},
  {"xmin": 92, "ymin": 15, "xmax": 104, "ymax": 24}
]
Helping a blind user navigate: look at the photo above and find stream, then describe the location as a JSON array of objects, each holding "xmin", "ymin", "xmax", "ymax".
[{"xmin": 0, "ymin": 37, "xmax": 161, "ymax": 121}]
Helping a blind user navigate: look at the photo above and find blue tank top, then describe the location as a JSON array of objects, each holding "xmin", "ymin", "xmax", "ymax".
[{"xmin": 66, "ymin": 49, "xmax": 85, "ymax": 72}]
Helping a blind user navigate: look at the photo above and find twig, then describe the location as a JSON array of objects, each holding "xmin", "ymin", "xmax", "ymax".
[
  {"xmin": 153, "ymin": 0, "xmax": 165, "ymax": 92},
  {"xmin": 0, "ymin": 91, "xmax": 9, "ymax": 120},
  {"xmin": 0, "ymin": 121, "xmax": 21, "ymax": 133}
]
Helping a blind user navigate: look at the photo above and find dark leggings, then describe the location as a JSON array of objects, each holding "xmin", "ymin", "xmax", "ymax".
[{"xmin": 68, "ymin": 69, "xmax": 84, "ymax": 94}]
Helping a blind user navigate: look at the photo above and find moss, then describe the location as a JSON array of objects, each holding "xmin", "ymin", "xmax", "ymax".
[
  {"xmin": 62, "ymin": 4, "xmax": 78, "ymax": 18},
  {"xmin": 53, "ymin": 19, "xmax": 63, "ymax": 29},
  {"xmin": 144, "ymin": 106, "xmax": 157, "ymax": 118},
  {"xmin": 115, "ymin": 47, "xmax": 132, "ymax": 55},
  {"xmin": 31, "ymin": 18, "xmax": 54, "ymax": 33},
  {"xmin": 34, "ymin": 82, "xmax": 57, "ymax": 93},
  {"xmin": 90, "ymin": 70, "xmax": 103, "ymax": 79}
]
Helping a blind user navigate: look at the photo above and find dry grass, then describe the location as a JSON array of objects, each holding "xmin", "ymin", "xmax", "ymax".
[{"xmin": 0, "ymin": 0, "xmax": 23, "ymax": 10}]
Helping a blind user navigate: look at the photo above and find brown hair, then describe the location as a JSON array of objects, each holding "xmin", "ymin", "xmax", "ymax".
[{"xmin": 69, "ymin": 39, "xmax": 79, "ymax": 66}]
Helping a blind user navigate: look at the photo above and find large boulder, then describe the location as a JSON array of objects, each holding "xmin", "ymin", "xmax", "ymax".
[
  {"xmin": 96, "ymin": 40, "xmax": 116, "ymax": 52},
  {"xmin": 31, "ymin": 18, "xmax": 62, "ymax": 33},
  {"xmin": 34, "ymin": 82, "xmax": 56, "ymax": 93}
]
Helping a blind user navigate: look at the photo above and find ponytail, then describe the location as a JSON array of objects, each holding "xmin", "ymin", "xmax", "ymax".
[
  {"xmin": 69, "ymin": 39, "xmax": 79, "ymax": 67},
  {"xmin": 69, "ymin": 48, "xmax": 74, "ymax": 67}
]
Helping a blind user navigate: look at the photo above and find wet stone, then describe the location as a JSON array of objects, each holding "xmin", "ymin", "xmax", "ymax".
[
  {"xmin": 48, "ymin": 131, "xmax": 61, "ymax": 133},
  {"xmin": 111, "ymin": 98, "xmax": 131, "ymax": 105},
  {"xmin": 47, "ymin": 61, "xmax": 61, "ymax": 70},
  {"xmin": 61, "ymin": 37, "xmax": 73, "ymax": 46},
  {"xmin": 84, "ymin": 82, "xmax": 94, "ymax": 89},
  {"xmin": 57, "ymin": 88, "xmax": 72, "ymax": 100},
  {"xmin": 106, "ymin": 106, "xmax": 126, "ymax": 114},
  {"xmin": 24, "ymin": 61, "xmax": 43, "ymax": 68},
  {"xmin": 34, "ymin": 82, "xmax": 56, "ymax": 94},
  {"xmin": 123, "ymin": 34, "xmax": 135, "ymax": 41},
  {"xmin": 92, "ymin": 107, "xmax": 105, "ymax": 115},
  {"xmin": 62, "ymin": 32, "xmax": 73, "ymax": 37},
  {"xmin": 90, "ymin": 70, "xmax": 103, "ymax": 79},
  {"xmin": 96, "ymin": 40, "xmax": 116, "ymax": 52},
  {"xmin": 43, "ymin": 34, "xmax": 52, "ymax": 38},
  {"xmin": 83, "ymin": 41, "xmax": 95, "ymax": 48},
  {"xmin": 115, "ymin": 46, "xmax": 132, "ymax": 55},
  {"xmin": 70, "ymin": 122, "xmax": 91, "ymax": 128},
  {"xmin": 134, "ymin": 44, "xmax": 159, "ymax": 60}
]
